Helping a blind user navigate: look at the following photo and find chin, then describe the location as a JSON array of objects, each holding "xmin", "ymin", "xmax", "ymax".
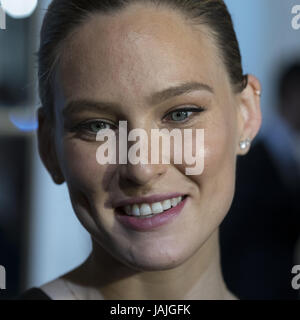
[
  {"xmin": 122, "ymin": 257, "xmax": 187, "ymax": 272},
  {"xmin": 115, "ymin": 243, "xmax": 194, "ymax": 272}
]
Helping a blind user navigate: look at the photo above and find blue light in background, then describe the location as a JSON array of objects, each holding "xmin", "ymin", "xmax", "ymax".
[{"xmin": 9, "ymin": 111, "xmax": 38, "ymax": 132}]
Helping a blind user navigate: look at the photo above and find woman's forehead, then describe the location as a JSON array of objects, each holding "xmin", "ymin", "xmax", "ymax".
[{"xmin": 58, "ymin": 4, "xmax": 226, "ymax": 103}]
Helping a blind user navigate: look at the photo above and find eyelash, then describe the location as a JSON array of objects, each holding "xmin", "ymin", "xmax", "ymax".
[
  {"xmin": 72, "ymin": 105, "xmax": 205, "ymax": 136},
  {"xmin": 163, "ymin": 106, "xmax": 205, "ymax": 122}
]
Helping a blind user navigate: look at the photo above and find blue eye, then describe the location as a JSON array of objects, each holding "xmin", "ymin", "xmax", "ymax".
[
  {"xmin": 169, "ymin": 110, "xmax": 193, "ymax": 121},
  {"xmin": 164, "ymin": 106, "xmax": 205, "ymax": 122},
  {"xmin": 89, "ymin": 121, "xmax": 112, "ymax": 132},
  {"xmin": 79, "ymin": 120, "xmax": 116, "ymax": 134}
]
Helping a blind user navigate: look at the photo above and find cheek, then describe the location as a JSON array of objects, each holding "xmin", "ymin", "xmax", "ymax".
[
  {"xmin": 204, "ymin": 116, "xmax": 237, "ymax": 179},
  {"xmin": 57, "ymin": 139, "xmax": 117, "ymax": 237},
  {"xmin": 60, "ymin": 140, "xmax": 105, "ymax": 194},
  {"xmin": 174, "ymin": 111, "xmax": 237, "ymax": 180},
  {"xmin": 183, "ymin": 108, "xmax": 238, "ymax": 222}
]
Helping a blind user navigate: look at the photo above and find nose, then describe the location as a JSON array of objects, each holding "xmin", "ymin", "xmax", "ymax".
[
  {"xmin": 118, "ymin": 161, "xmax": 167, "ymax": 190},
  {"xmin": 118, "ymin": 123, "xmax": 168, "ymax": 188}
]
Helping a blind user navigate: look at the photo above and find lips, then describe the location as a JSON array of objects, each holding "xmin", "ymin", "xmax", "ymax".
[
  {"xmin": 113, "ymin": 192, "xmax": 186, "ymax": 209},
  {"xmin": 120, "ymin": 195, "xmax": 185, "ymax": 218},
  {"xmin": 114, "ymin": 194, "xmax": 189, "ymax": 231}
]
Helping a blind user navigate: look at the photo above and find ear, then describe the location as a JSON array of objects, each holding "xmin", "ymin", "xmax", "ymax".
[
  {"xmin": 37, "ymin": 107, "xmax": 65, "ymax": 184},
  {"xmin": 236, "ymin": 74, "xmax": 262, "ymax": 155}
]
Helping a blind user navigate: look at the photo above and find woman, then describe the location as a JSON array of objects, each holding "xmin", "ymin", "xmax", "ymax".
[{"xmin": 20, "ymin": 0, "xmax": 262, "ymax": 300}]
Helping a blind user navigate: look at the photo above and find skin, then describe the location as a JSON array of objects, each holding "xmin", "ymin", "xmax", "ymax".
[{"xmin": 38, "ymin": 3, "xmax": 262, "ymax": 300}]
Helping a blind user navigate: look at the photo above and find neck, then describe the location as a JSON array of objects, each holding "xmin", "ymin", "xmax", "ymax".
[{"xmin": 65, "ymin": 228, "xmax": 235, "ymax": 300}]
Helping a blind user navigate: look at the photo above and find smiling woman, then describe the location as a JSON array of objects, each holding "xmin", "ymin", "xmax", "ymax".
[{"xmin": 19, "ymin": 0, "xmax": 262, "ymax": 300}]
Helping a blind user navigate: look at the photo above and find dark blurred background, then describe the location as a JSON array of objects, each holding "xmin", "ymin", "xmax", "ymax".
[
  {"xmin": 0, "ymin": 0, "xmax": 299, "ymax": 300},
  {"xmin": 220, "ymin": 62, "xmax": 300, "ymax": 299}
]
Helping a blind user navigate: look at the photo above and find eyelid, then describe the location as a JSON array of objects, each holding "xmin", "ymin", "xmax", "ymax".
[
  {"xmin": 163, "ymin": 105, "xmax": 205, "ymax": 120},
  {"xmin": 71, "ymin": 118, "xmax": 117, "ymax": 134},
  {"xmin": 69, "ymin": 106, "xmax": 205, "ymax": 133},
  {"xmin": 81, "ymin": 118, "xmax": 116, "ymax": 125}
]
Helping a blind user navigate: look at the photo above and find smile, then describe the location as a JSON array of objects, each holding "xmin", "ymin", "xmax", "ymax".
[{"xmin": 121, "ymin": 196, "xmax": 185, "ymax": 218}]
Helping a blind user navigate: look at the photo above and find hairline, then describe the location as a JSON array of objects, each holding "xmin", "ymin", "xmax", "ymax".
[{"xmin": 41, "ymin": 1, "xmax": 237, "ymax": 123}]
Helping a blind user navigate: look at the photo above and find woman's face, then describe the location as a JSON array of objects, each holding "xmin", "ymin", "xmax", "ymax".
[{"xmin": 48, "ymin": 4, "xmax": 251, "ymax": 270}]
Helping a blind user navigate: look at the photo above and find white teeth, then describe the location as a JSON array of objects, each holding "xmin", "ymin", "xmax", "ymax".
[
  {"xmin": 151, "ymin": 202, "xmax": 163, "ymax": 214},
  {"xmin": 162, "ymin": 199, "xmax": 171, "ymax": 210},
  {"xmin": 132, "ymin": 204, "xmax": 140, "ymax": 216},
  {"xmin": 140, "ymin": 203, "xmax": 152, "ymax": 216},
  {"xmin": 171, "ymin": 198, "xmax": 178, "ymax": 207},
  {"xmin": 121, "ymin": 196, "xmax": 184, "ymax": 217}
]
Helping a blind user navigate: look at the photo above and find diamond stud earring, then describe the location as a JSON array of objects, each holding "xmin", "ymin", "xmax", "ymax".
[
  {"xmin": 255, "ymin": 90, "xmax": 261, "ymax": 97},
  {"xmin": 239, "ymin": 138, "xmax": 251, "ymax": 150}
]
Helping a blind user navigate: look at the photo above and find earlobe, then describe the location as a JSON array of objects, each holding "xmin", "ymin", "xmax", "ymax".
[
  {"xmin": 239, "ymin": 138, "xmax": 251, "ymax": 151},
  {"xmin": 37, "ymin": 107, "xmax": 65, "ymax": 185},
  {"xmin": 53, "ymin": 172, "xmax": 65, "ymax": 184},
  {"xmin": 236, "ymin": 74, "xmax": 262, "ymax": 156}
]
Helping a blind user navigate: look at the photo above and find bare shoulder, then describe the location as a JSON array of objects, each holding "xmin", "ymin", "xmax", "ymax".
[
  {"xmin": 39, "ymin": 267, "xmax": 105, "ymax": 300},
  {"xmin": 39, "ymin": 261, "xmax": 90, "ymax": 300}
]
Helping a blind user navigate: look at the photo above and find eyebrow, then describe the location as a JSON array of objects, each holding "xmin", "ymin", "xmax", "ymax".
[
  {"xmin": 63, "ymin": 81, "xmax": 214, "ymax": 116},
  {"xmin": 63, "ymin": 100, "xmax": 119, "ymax": 117},
  {"xmin": 147, "ymin": 81, "xmax": 214, "ymax": 106}
]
